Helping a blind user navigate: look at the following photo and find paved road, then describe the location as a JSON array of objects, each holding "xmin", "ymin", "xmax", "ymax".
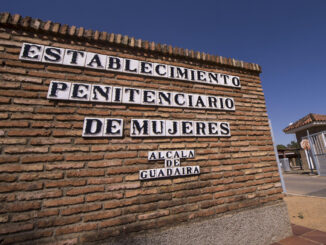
[{"xmin": 283, "ymin": 174, "xmax": 326, "ymax": 197}]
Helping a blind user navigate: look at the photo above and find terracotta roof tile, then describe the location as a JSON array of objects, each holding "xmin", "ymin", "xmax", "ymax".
[
  {"xmin": 283, "ymin": 113, "xmax": 326, "ymax": 133},
  {"xmin": 0, "ymin": 12, "xmax": 262, "ymax": 73}
]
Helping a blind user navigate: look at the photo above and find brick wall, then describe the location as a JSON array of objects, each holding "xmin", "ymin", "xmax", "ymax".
[{"xmin": 0, "ymin": 13, "xmax": 283, "ymax": 244}]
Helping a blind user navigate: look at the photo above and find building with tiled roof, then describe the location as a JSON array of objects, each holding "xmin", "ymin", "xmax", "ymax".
[
  {"xmin": 283, "ymin": 113, "xmax": 326, "ymax": 174},
  {"xmin": 283, "ymin": 113, "xmax": 326, "ymax": 134}
]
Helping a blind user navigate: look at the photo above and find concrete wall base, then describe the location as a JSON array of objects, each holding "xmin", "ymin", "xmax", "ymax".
[{"xmin": 98, "ymin": 201, "xmax": 292, "ymax": 245}]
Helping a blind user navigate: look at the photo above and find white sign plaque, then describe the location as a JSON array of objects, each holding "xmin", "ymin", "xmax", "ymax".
[
  {"xmin": 47, "ymin": 81, "xmax": 235, "ymax": 111},
  {"xmin": 139, "ymin": 150, "xmax": 200, "ymax": 180},
  {"xmin": 20, "ymin": 43, "xmax": 241, "ymax": 88}
]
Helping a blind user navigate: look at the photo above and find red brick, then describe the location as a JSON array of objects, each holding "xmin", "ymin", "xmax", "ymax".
[
  {"xmin": 76, "ymin": 108, "xmax": 111, "ymax": 116},
  {"xmin": 66, "ymin": 185, "xmax": 105, "ymax": 196},
  {"xmin": 38, "ymin": 216, "xmax": 81, "ymax": 228},
  {"xmin": 30, "ymin": 138, "xmax": 71, "ymax": 145},
  {"xmin": 0, "ymin": 164, "xmax": 43, "ymax": 173},
  {"xmin": 67, "ymin": 169, "xmax": 105, "ymax": 178},
  {"xmin": 156, "ymin": 213, "xmax": 189, "ymax": 228},
  {"xmin": 22, "ymin": 154, "xmax": 64, "ymax": 163},
  {"xmin": 2, "ymin": 230, "xmax": 52, "ymax": 244},
  {"xmin": 0, "ymin": 121, "xmax": 29, "ymax": 127},
  {"xmin": 90, "ymin": 145, "xmax": 126, "ymax": 152},
  {"xmin": 107, "ymin": 166, "xmax": 140, "ymax": 175},
  {"xmin": 46, "ymin": 162, "xmax": 84, "ymax": 170},
  {"xmin": 21, "ymin": 83, "xmax": 48, "ymax": 91},
  {"xmin": 116, "ymin": 74, "xmax": 144, "ymax": 81},
  {"xmin": 0, "ymin": 201, "xmax": 41, "ymax": 213},
  {"xmin": 0, "ymin": 113, "xmax": 9, "ymax": 119},
  {"xmin": 104, "ymin": 151, "xmax": 138, "ymax": 159},
  {"xmin": 171, "ymin": 204, "xmax": 199, "ymax": 214},
  {"xmin": 11, "ymin": 213, "xmax": 33, "ymax": 222},
  {"xmin": 128, "ymin": 144, "xmax": 159, "ymax": 150},
  {"xmin": 17, "ymin": 189, "xmax": 62, "ymax": 201},
  {"xmin": 143, "ymin": 179, "xmax": 172, "ymax": 187},
  {"xmin": 0, "ymin": 156, "xmax": 19, "ymax": 163},
  {"xmin": 215, "ymin": 205, "xmax": 229, "ymax": 214},
  {"xmin": 11, "ymin": 113, "xmax": 53, "ymax": 120},
  {"xmin": 124, "ymin": 158, "xmax": 148, "ymax": 165},
  {"xmin": 125, "ymin": 174, "xmax": 139, "ymax": 181},
  {"xmin": 86, "ymin": 192, "xmax": 123, "ymax": 202},
  {"xmin": 138, "ymin": 210, "xmax": 169, "ymax": 221},
  {"xmin": 45, "ymin": 179, "xmax": 86, "ymax": 188},
  {"xmin": 87, "ymin": 160, "xmax": 122, "ymax": 168},
  {"xmin": 2, "ymin": 74, "xmax": 42, "ymax": 84},
  {"xmin": 7, "ymin": 129, "xmax": 51, "ymax": 137},
  {"xmin": 173, "ymin": 189, "xmax": 201, "ymax": 198},
  {"xmin": 0, "ymin": 81, "xmax": 20, "ymax": 89},
  {"xmin": 0, "ymin": 193, "xmax": 15, "ymax": 202},
  {"xmin": 56, "ymin": 114, "xmax": 85, "ymax": 121},
  {"xmin": 139, "ymin": 193, "xmax": 172, "ymax": 204},
  {"xmin": 47, "ymin": 65, "xmax": 82, "ymax": 73},
  {"xmin": 0, "ymin": 222, "xmax": 33, "ymax": 235},
  {"xmin": 19, "ymin": 172, "xmax": 63, "ymax": 181},
  {"xmin": 0, "ymin": 174, "xmax": 17, "ymax": 182},
  {"xmin": 35, "ymin": 107, "xmax": 75, "ymax": 114},
  {"xmin": 51, "ymin": 145, "xmax": 89, "ymax": 153},
  {"xmin": 125, "ymin": 202, "xmax": 158, "ymax": 215},
  {"xmin": 43, "ymin": 196, "xmax": 84, "ymax": 207},
  {"xmin": 65, "ymin": 154, "xmax": 104, "ymax": 161},
  {"xmin": 83, "ymin": 68, "xmax": 114, "ymax": 76},
  {"xmin": 52, "ymin": 238, "xmax": 78, "ymax": 245},
  {"xmin": 201, "ymin": 199, "xmax": 225, "ymax": 209},
  {"xmin": 107, "ymin": 182, "xmax": 140, "ymax": 191},
  {"xmin": 0, "ymin": 105, "xmax": 33, "ymax": 112},
  {"xmin": 84, "ymin": 209, "xmax": 121, "ymax": 221},
  {"xmin": 0, "ymin": 215, "xmax": 9, "ymax": 223},
  {"xmin": 66, "ymin": 74, "xmax": 100, "ymax": 82},
  {"xmin": 30, "ymin": 121, "xmax": 55, "ymax": 128},
  {"xmin": 52, "ymin": 129, "xmax": 81, "ymax": 137},
  {"xmin": 61, "ymin": 203, "xmax": 102, "ymax": 216},
  {"xmin": 0, "ymin": 138, "xmax": 26, "ymax": 145},
  {"xmin": 0, "ymin": 32, "xmax": 11, "ymax": 39},
  {"xmin": 13, "ymin": 98, "xmax": 50, "ymax": 106},
  {"xmin": 0, "ymin": 66, "xmax": 26, "ymax": 75},
  {"xmin": 6, "ymin": 60, "xmax": 45, "ymax": 70},
  {"xmin": 74, "ymin": 138, "xmax": 109, "ymax": 144},
  {"xmin": 195, "ymin": 208, "xmax": 216, "ymax": 218},
  {"xmin": 4, "ymin": 146, "xmax": 48, "ymax": 154},
  {"xmin": 173, "ymin": 181, "xmax": 208, "ymax": 191},
  {"xmin": 125, "ymin": 189, "xmax": 141, "ymax": 198},
  {"xmin": 37, "ymin": 209, "xmax": 59, "ymax": 218},
  {"xmin": 98, "ymin": 215, "xmax": 136, "ymax": 228},
  {"xmin": 0, "ymin": 182, "xmax": 43, "ymax": 193},
  {"xmin": 0, "ymin": 90, "xmax": 39, "ymax": 98},
  {"xmin": 200, "ymin": 173, "xmax": 224, "ymax": 180},
  {"xmin": 103, "ymin": 200, "xmax": 123, "ymax": 209},
  {"xmin": 55, "ymin": 222, "xmax": 97, "ymax": 235},
  {"xmin": 28, "ymin": 70, "xmax": 65, "ymax": 79},
  {"xmin": 188, "ymin": 194, "xmax": 213, "ymax": 203}
]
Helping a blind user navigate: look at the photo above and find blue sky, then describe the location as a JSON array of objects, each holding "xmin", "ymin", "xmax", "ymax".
[{"xmin": 1, "ymin": 0, "xmax": 325, "ymax": 145}]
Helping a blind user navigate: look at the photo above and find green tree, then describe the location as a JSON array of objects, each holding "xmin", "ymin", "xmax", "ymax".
[
  {"xmin": 277, "ymin": 144, "xmax": 286, "ymax": 150},
  {"xmin": 287, "ymin": 141, "xmax": 299, "ymax": 148}
]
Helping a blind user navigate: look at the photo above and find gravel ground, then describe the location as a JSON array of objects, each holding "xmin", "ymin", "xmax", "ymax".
[{"xmin": 284, "ymin": 195, "xmax": 326, "ymax": 232}]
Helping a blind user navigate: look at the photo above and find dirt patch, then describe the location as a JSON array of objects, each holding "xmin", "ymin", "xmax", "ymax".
[{"xmin": 284, "ymin": 195, "xmax": 326, "ymax": 232}]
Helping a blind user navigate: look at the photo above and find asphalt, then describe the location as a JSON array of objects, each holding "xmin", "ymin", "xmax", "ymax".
[{"xmin": 283, "ymin": 173, "xmax": 326, "ymax": 197}]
